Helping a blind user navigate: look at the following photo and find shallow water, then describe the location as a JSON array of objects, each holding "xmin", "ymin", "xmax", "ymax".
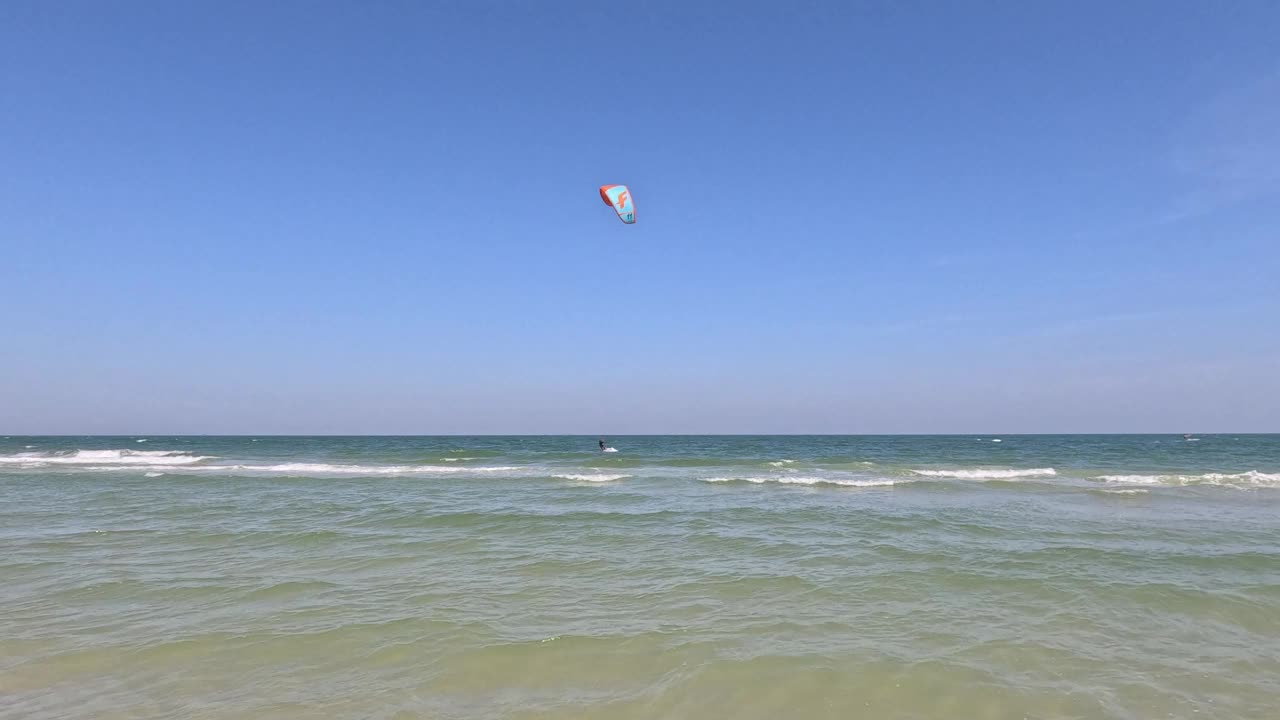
[{"xmin": 2, "ymin": 435, "xmax": 1278, "ymax": 719}]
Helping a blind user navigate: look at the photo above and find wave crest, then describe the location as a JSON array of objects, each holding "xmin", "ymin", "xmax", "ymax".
[
  {"xmin": 0, "ymin": 449, "xmax": 212, "ymax": 466},
  {"xmin": 228, "ymin": 463, "xmax": 524, "ymax": 475},
  {"xmin": 1098, "ymin": 471, "xmax": 1280, "ymax": 488},
  {"xmin": 703, "ymin": 476, "xmax": 898, "ymax": 488},
  {"xmin": 910, "ymin": 467, "xmax": 1057, "ymax": 479},
  {"xmin": 552, "ymin": 473, "xmax": 631, "ymax": 483}
]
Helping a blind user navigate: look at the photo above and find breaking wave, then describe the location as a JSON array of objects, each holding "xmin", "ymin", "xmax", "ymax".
[
  {"xmin": 552, "ymin": 473, "xmax": 631, "ymax": 483},
  {"xmin": 703, "ymin": 476, "xmax": 898, "ymax": 488},
  {"xmin": 1098, "ymin": 471, "xmax": 1280, "ymax": 488},
  {"xmin": 0, "ymin": 450, "xmax": 212, "ymax": 467},
  {"xmin": 223, "ymin": 463, "xmax": 525, "ymax": 475},
  {"xmin": 910, "ymin": 467, "xmax": 1057, "ymax": 479}
]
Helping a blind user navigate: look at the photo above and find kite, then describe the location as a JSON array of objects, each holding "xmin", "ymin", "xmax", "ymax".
[{"xmin": 599, "ymin": 184, "xmax": 635, "ymax": 224}]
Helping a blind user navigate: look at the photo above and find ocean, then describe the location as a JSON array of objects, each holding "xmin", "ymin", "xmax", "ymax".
[{"xmin": 2, "ymin": 435, "xmax": 1277, "ymax": 719}]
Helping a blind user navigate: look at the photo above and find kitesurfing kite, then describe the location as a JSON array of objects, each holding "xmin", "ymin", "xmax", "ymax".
[{"xmin": 599, "ymin": 184, "xmax": 635, "ymax": 224}]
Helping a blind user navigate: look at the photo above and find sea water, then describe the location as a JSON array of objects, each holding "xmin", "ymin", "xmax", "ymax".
[{"xmin": 2, "ymin": 435, "xmax": 1278, "ymax": 719}]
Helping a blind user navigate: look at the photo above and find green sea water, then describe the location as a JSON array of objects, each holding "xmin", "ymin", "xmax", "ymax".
[{"xmin": 2, "ymin": 435, "xmax": 1278, "ymax": 719}]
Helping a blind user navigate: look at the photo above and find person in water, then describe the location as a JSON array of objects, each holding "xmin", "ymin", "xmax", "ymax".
[{"xmin": 599, "ymin": 439, "xmax": 606, "ymax": 451}]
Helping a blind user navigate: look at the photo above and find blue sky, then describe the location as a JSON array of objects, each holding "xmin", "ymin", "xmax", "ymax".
[{"xmin": 2, "ymin": 1, "xmax": 1278, "ymax": 434}]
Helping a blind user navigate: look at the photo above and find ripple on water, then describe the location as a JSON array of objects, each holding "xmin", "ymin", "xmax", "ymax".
[{"xmin": 2, "ymin": 436, "xmax": 1278, "ymax": 719}]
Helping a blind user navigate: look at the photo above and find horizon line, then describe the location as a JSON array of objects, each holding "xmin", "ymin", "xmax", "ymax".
[{"xmin": 4, "ymin": 432, "xmax": 1274, "ymax": 438}]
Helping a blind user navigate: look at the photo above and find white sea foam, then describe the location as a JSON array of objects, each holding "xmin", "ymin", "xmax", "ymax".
[
  {"xmin": 1098, "ymin": 471, "xmax": 1280, "ymax": 488},
  {"xmin": 231, "ymin": 463, "xmax": 525, "ymax": 475},
  {"xmin": 1, "ymin": 459, "xmax": 531, "ymax": 477},
  {"xmin": 0, "ymin": 450, "xmax": 212, "ymax": 466},
  {"xmin": 136, "ymin": 439, "xmax": 148, "ymax": 443},
  {"xmin": 552, "ymin": 473, "xmax": 631, "ymax": 482},
  {"xmin": 910, "ymin": 467, "xmax": 1056, "ymax": 479},
  {"xmin": 767, "ymin": 460, "xmax": 797, "ymax": 467},
  {"xmin": 703, "ymin": 475, "xmax": 898, "ymax": 488},
  {"xmin": 1098, "ymin": 474, "xmax": 1170, "ymax": 485},
  {"xmin": 145, "ymin": 472, "xmax": 164, "ymax": 478}
]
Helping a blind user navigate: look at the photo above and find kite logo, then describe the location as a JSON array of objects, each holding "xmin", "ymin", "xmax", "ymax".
[{"xmin": 617, "ymin": 191, "xmax": 630, "ymax": 208}]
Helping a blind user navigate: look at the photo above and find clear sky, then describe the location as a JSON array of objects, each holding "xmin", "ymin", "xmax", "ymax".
[{"xmin": 2, "ymin": 1, "xmax": 1278, "ymax": 434}]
